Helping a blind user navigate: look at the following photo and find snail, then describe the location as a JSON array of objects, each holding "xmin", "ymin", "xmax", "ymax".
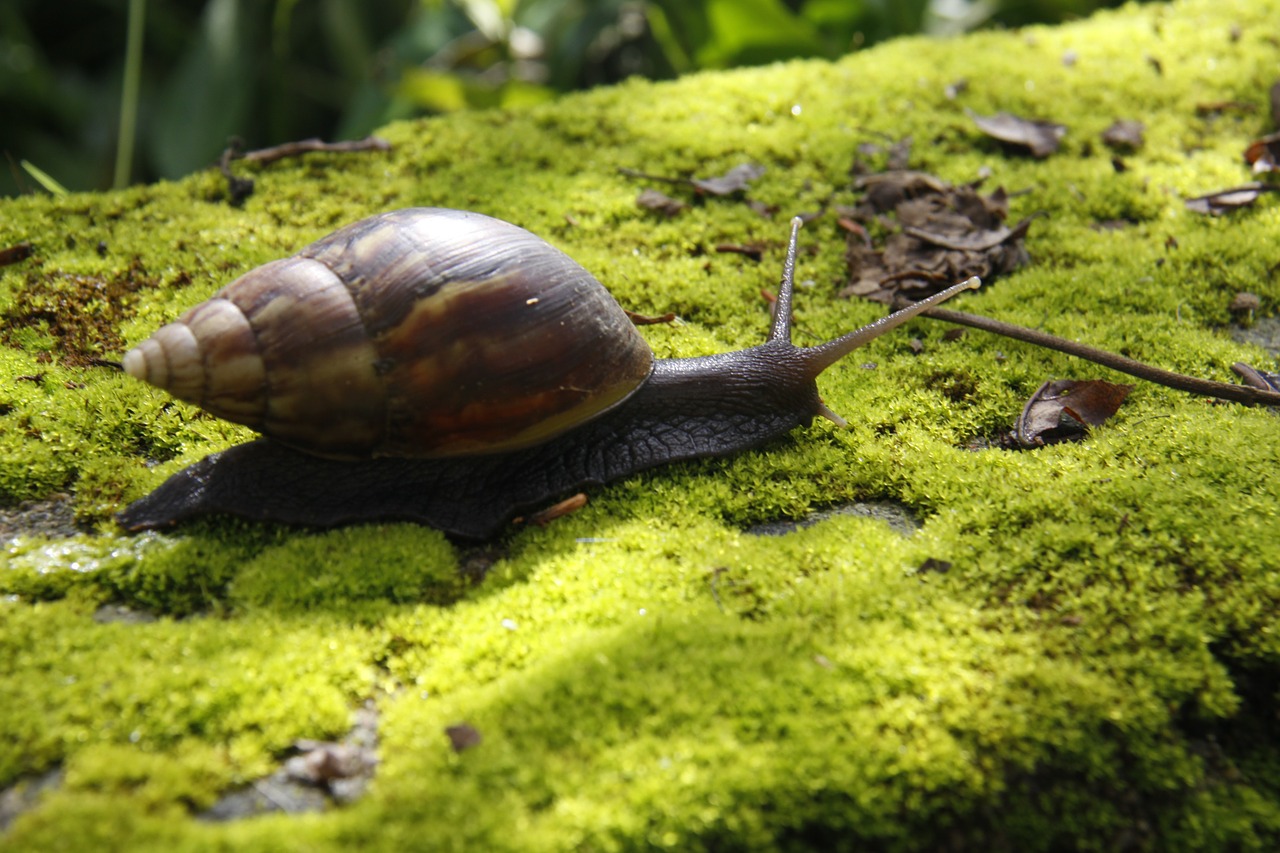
[{"xmin": 116, "ymin": 208, "xmax": 977, "ymax": 538}]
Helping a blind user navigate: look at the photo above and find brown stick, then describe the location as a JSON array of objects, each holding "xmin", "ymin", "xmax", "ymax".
[
  {"xmin": 239, "ymin": 136, "xmax": 391, "ymax": 164},
  {"xmin": 921, "ymin": 306, "xmax": 1280, "ymax": 407}
]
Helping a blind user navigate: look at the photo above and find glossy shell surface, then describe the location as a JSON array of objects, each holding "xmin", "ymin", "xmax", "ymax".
[{"xmin": 123, "ymin": 208, "xmax": 654, "ymax": 458}]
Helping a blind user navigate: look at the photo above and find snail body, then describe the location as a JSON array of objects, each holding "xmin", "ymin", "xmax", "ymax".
[{"xmin": 117, "ymin": 208, "xmax": 976, "ymax": 538}]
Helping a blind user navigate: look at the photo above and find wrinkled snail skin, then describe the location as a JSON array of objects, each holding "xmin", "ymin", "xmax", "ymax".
[
  {"xmin": 116, "ymin": 342, "xmax": 822, "ymax": 538},
  {"xmin": 116, "ymin": 208, "xmax": 978, "ymax": 538}
]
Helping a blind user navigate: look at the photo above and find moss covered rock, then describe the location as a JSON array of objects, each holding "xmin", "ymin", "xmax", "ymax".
[{"xmin": 2, "ymin": 0, "xmax": 1279, "ymax": 848}]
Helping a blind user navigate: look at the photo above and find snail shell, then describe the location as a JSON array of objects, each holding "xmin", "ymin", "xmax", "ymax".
[{"xmin": 122, "ymin": 209, "xmax": 654, "ymax": 459}]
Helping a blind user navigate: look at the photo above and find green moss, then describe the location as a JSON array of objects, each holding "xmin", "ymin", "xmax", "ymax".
[
  {"xmin": 2, "ymin": 0, "xmax": 1280, "ymax": 848},
  {"xmin": 229, "ymin": 525, "xmax": 464, "ymax": 617}
]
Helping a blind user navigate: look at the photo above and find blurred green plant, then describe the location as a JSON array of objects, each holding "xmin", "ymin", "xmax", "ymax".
[{"xmin": 0, "ymin": 0, "xmax": 1130, "ymax": 197}]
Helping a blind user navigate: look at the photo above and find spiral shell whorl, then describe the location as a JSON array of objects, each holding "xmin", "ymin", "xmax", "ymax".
[{"xmin": 123, "ymin": 208, "xmax": 654, "ymax": 459}]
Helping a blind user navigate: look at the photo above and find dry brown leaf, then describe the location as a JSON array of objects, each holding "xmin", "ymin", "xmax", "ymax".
[
  {"xmin": 0, "ymin": 242, "xmax": 33, "ymax": 267},
  {"xmin": 839, "ymin": 173, "xmax": 1032, "ymax": 303},
  {"xmin": 1101, "ymin": 119, "xmax": 1145, "ymax": 151},
  {"xmin": 969, "ymin": 110, "xmax": 1067, "ymax": 158},
  {"xmin": 1185, "ymin": 183, "xmax": 1277, "ymax": 215},
  {"xmin": 1014, "ymin": 379, "xmax": 1133, "ymax": 447},
  {"xmin": 636, "ymin": 188, "xmax": 688, "ymax": 216},
  {"xmin": 446, "ymin": 723, "xmax": 483, "ymax": 753},
  {"xmin": 1244, "ymin": 132, "xmax": 1280, "ymax": 174},
  {"xmin": 690, "ymin": 163, "xmax": 767, "ymax": 195}
]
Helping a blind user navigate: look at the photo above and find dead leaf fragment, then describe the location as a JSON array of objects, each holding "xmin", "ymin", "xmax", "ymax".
[
  {"xmin": 1185, "ymin": 183, "xmax": 1278, "ymax": 215},
  {"xmin": 690, "ymin": 163, "xmax": 766, "ymax": 196},
  {"xmin": 446, "ymin": 723, "xmax": 483, "ymax": 753},
  {"xmin": 620, "ymin": 163, "xmax": 765, "ymax": 205},
  {"xmin": 969, "ymin": 110, "xmax": 1067, "ymax": 158},
  {"xmin": 0, "ymin": 242, "xmax": 33, "ymax": 267},
  {"xmin": 637, "ymin": 188, "xmax": 688, "ymax": 216},
  {"xmin": 839, "ymin": 172, "xmax": 1032, "ymax": 303},
  {"xmin": 1244, "ymin": 132, "xmax": 1280, "ymax": 174},
  {"xmin": 1101, "ymin": 119, "xmax": 1145, "ymax": 151},
  {"xmin": 1229, "ymin": 292, "xmax": 1261, "ymax": 313},
  {"xmin": 1014, "ymin": 379, "xmax": 1133, "ymax": 447}
]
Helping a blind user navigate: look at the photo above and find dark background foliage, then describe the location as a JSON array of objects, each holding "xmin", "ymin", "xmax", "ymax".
[{"xmin": 1, "ymin": 0, "xmax": 1128, "ymax": 197}]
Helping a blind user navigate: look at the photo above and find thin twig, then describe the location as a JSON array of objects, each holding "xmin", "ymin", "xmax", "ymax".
[
  {"xmin": 239, "ymin": 137, "xmax": 392, "ymax": 165},
  {"xmin": 922, "ymin": 306, "xmax": 1280, "ymax": 407}
]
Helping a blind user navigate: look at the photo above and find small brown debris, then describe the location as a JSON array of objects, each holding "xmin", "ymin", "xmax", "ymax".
[
  {"xmin": 968, "ymin": 110, "xmax": 1067, "ymax": 158},
  {"xmin": 886, "ymin": 136, "xmax": 913, "ymax": 171},
  {"xmin": 619, "ymin": 163, "xmax": 765, "ymax": 197},
  {"xmin": 691, "ymin": 163, "xmax": 766, "ymax": 195},
  {"xmin": 445, "ymin": 723, "xmax": 482, "ymax": 753},
  {"xmin": 1244, "ymin": 132, "xmax": 1280, "ymax": 174},
  {"xmin": 1185, "ymin": 183, "xmax": 1278, "ymax": 215},
  {"xmin": 836, "ymin": 217, "xmax": 871, "ymax": 246},
  {"xmin": 1101, "ymin": 119, "xmax": 1145, "ymax": 151},
  {"xmin": 1271, "ymin": 80, "xmax": 1280, "ymax": 128},
  {"xmin": 0, "ymin": 242, "xmax": 33, "ymax": 267},
  {"xmin": 517, "ymin": 493, "xmax": 588, "ymax": 527},
  {"xmin": 1013, "ymin": 379, "xmax": 1133, "ymax": 448},
  {"xmin": 636, "ymin": 188, "xmax": 688, "ymax": 217},
  {"xmin": 1229, "ymin": 292, "xmax": 1261, "ymax": 313},
  {"xmin": 917, "ymin": 558, "xmax": 952, "ymax": 575},
  {"xmin": 839, "ymin": 172, "xmax": 1032, "ymax": 303},
  {"xmin": 714, "ymin": 243, "xmax": 765, "ymax": 262},
  {"xmin": 624, "ymin": 309, "xmax": 677, "ymax": 326}
]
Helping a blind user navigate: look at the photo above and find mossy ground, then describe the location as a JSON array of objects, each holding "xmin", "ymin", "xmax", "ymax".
[{"xmin": 3, "ymin": 0, "xmax": 1280, "ymax": 848}]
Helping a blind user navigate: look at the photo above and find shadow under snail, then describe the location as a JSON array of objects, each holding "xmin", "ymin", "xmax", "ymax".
[{"xmin": 116, "ymin": 208, "xmax": 977, "ymax": 538}]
